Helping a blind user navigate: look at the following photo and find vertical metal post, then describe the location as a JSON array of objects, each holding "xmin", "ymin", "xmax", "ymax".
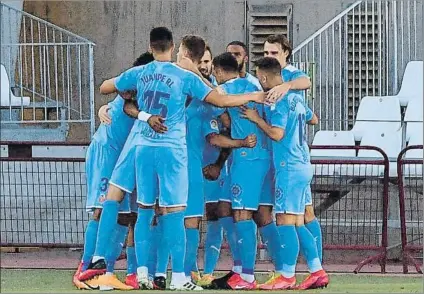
[
  {"xmin": 88, "ymin": 45, "xmax": 95, "ymax": 138},
  {"xmin": 392, "ymin": 0, "xmax": 398, "ymax": 94}
]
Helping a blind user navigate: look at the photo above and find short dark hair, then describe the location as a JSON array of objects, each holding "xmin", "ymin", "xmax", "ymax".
[
  {"xmin": 182, "ymin": 35, "xmax": 206, "ymax": 63},
  {"xmin": 205, "ymin": 45, "xmax": 212, "ymax": 57},
  {"xmin": 212, "ymin": 52, "xmax": 239, "ymax": 73},
  {"xmin": 226, "ymin": 40, "xmax": 248, "ymax": 54},
  {"xmin": 266, "ymin": 34, "xmax": 292, "ymax": 61},
  {"xmin": 150, "ymin": 27, "xmax": 174, "ymax": 52},
  {"xmin": 133, "ymin": 52, "xmax": 154, "ymax": 67},
  {"xmin": 254, "ymin": 57, "xmax": 282, "ymax": 76}
]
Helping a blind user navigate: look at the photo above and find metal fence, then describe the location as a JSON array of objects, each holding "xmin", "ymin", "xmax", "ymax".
[
  {"xmin": 1, "ymin": 143, "xmax": 396, "ymax": 273},
  {"xmin": 292, "ymin": 0, "xmax": 423, "ymax": 132},
  {"xmin": 397, "ymin": 145, "xmax": 423, "ymax": 274},
  {"xmin": 0, "ymin": 2, "xmax": 95, "ymax": 136}
]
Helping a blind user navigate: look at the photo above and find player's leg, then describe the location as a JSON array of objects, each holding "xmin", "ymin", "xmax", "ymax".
[
  {"xmin": 198, "ymin": 201, "xmax": 223, "ymax": 287},
  {"xmin": 184, "ymin": 217, "xmax": 202, "ymax": 281},
  {"xmin": 147, "ymin": 215, "xmax": 159, "ymax": 284},
  {"xmin": 133, "ymin": 145, "xmax": 158, "ymax": 289},
  {"xmin": 227, "ymin": 160, "xmax": 269, "ymax": 290},
  {"xmin": 304, "ymin": 186, "xmax": 323, "ymax": 263},
  {"xmin": 158, "ymin": 147, "xmax": 201, "ymax": 291},
  {"xmin": 124, "ymin": 215, "xmax": 139, "ymax": 289},
  {"xmin": 154, "ymin": 206, "xmax": 169, "ymax": 290}
]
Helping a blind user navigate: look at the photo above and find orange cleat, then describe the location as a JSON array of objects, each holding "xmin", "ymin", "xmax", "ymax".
[
  {"xmin": 72, "ymin": 262, "xmax": 90, "ymax": 290},
  {"xmin": 296, "ymin": 270, "xmax": 329, "ymax": 290},
  {"xmin": 258, "ymin": 273, "xmax": 296, "ymax": 290},
  {"xmin": 227, "ymin": 274, "xmax": 257, "ymax": 290},
  {"xmin": 84, "ymin": 273, "xmax": 134, "ymax": 291}
]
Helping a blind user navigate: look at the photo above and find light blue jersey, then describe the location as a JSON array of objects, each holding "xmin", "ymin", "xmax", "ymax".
[
  {"xmin": 282, "ymin": 64, "xmax": 308, "ymax": 98},
  {"xmin": 92, "ymin": 95, "xmax": 135, "ymax": 150},
  {"xmin": 245, "ymin": 72, "xmax": 263, "ymax": 90},
  {"xmin": 269, "ymin": 92, "xmax": 313, "ymax": 170},
  {"xmin": 114, "ymin": 61, "xmax": 213, "ymax": 148},
  {"xmin": 218, "ymin": 78, "xmax": 270, "ymax": 162}
]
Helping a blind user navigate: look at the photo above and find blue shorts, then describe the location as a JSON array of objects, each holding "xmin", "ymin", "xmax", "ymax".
[
  {"xmin": 204, "ymin": 166, "xmax": 228, "ymax": 203},
  {"xmin": 85, "ymin": 140, "xmax": 135, "ymax": 213},
  {"xmin": 229, "ymin": 159, "xmax": 271, "ymax": 210},
  {"xmin": 274, "ymin": 167, "xmax": 313, "ymax": 215},
  {"xmin": 305, "ymin": 185, "xmax": 313, "ymax": 206},
  {"xmin": 112, "ymin": 145, "xmax": 188, "ymax": 207},
  {"xmin": 259, "ymin": 169, "xmax": 275, "ymax": 207},
  {"xmin": 185, "ymin": 159, "xmax": 204, "ymax": 218}
]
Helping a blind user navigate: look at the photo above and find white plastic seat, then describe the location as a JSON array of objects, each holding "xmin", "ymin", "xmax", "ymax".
[
  {"xmin": 311, "ymin": 131, "xmax": 356, "ymax": 176},
  {"xmin": 396, "ymin": 61, "xmax": 423, "ymax": 106},
  {"xmin": 1, "ymin": 64, "xmax": 30, "ymax": 106},
  {"xmin": 351, "ymin": 96, "xmax": 401, "ymax": 141},
  {"xmin": 405, "ymin": 99, "xmax": 423, "ymax": 141},
  {"xmin": 351, "ymin": 130, "xmax": 402, "ymax": 177}
]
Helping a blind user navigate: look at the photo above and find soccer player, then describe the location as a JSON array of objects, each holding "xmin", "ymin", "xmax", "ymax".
[
  {"xmin": 74, "ymin": 52, "xmax": 155, "ymax": 290},
  {"xmin": 226, "ymin": 41, "xmax": 262, "ymax": 89},
  {"xmin": 82, "ymin": 27, "xmax": 265, "ymax": 291},
  {"xmin": 241, "ymin": 57, "xmax": 328, "ymax": 290},
  {"xmin": 210, "ymin": 52, "xmax": 272, "ymax": 289},
  {"xmin": 263, "ymin": 34, "xmax": 312, "ymax": 102},
  {"xmin": 264, "ymin": 34, "xmax": 323, "ymax": 262}
]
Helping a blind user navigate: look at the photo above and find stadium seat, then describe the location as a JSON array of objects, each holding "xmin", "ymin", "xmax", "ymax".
[
  {"xmin": 396, "ymin": 61, "xmax": 424, "ymax": 106},
  {"xmin": 355, "ymin": 130, "xmax": 402, "ymax": 177},
  {"xmin": 351, "ymin": 96, "xmax": 401, "ymax": 141},
  {"xmin": 404, "ymin": 99, "xmax": 423, "ymax": 141},
  {"xmin": 0, "ymin": 64, "xmax": 30, "ymax": 106},
  {"xmin": 311, "ymin": 131, "xmax": 356, "ymax": 176}
]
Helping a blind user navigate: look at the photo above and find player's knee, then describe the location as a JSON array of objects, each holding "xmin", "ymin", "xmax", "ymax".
[
  {"xmin": 253, "ymin": 205, "xmax": 274, "ymax": 228},
  {"xmin": 92, "ymin": 208, "xmax": 102, "ymax": 221},
  {"xmin": 233, "ymin": 209, "xmax": 253, "ymax": 222},
  {"xmin": 117, "ymin": 214, "xmax": 132, "ymax": 226},
  {"xmin": 304, "ymin": 205, "xmax": 316, "ymax": 224},
  {"xmin": 185, "ymin": 217, "xmax": 201, "ymax": 229},
  {"xmin": 276, "ymin": 213, "xmax": 298, "ymax": 226},
  {"xmin": 217, "ymin": 201, "xmax": 232, "ymax": 218},
  {"xmin": 205, "ymin": 203, "xmax": 219, "ymax": 221},
  {"xmin": 106, "ymin": 185, "xmax": 126, "ymax": 202}
]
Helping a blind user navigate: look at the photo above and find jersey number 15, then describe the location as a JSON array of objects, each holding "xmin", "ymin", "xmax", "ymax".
[{"xmin": 144, "ymin": 90, "xmax": 170, "ymax": 117}]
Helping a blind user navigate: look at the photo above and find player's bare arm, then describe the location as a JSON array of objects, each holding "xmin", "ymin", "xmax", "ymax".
[
  {"xmin": 98, "ymin": 104, "xmax": 111, "ymax": 125},
  {"xmin": 205, "ymin": 88, "xmax": 266, "ymax": 108},
  {"xmin": 207, "ymin": 133, "xmax": 257, "ymax": 149},
  {"xmin": 122, "ymin": 100, "xmax": 168, "ymax": 134},
  {"xmin": 240, "ymin": 105, "xmax": 284, "ymax": 141},
  {"xmin": 308, "ymin": 113, "xmax": 319, "ymax": 125},
  {"xmin": 266, "ymin": 77, "xmax": 311, "ymax": 104}
]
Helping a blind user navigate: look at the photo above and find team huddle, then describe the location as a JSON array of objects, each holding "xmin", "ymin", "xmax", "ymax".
[{"xmin": 72, "ymin": 26, "xmax": 328, "ymax": 291}]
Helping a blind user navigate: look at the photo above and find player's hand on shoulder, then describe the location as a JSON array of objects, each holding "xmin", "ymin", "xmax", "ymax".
[
  {"xmin": 239, "ymin": 105, "xmax": 260, "ymax": 123},
  {"xmin": 147, "ymin": 115, "xmax": 168, "ymax": 134},
  {"xmin": 98, "ymin": 104, "xmax": 111, "ymax": 125},
  {"xmin": 202, "ymin": 164, "xmax": 221, "ymax": 181},
  {"xmin": 250, "ymin": 91, "xmax": 266, "ymax": 104},
  {"xmin": 266, "ymin": 83, "xmax": 291, "ymax": 104},
  {"xmin": 242, "ymin": 134, "xmax": 257, "ymax": 148}
]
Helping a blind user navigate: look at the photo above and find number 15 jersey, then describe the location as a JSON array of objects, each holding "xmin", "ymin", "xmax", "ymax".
[
  {"xmin": 114, "ymin": 61, "xmax": 212, "ymax": 148},
  {"xmin": 269, "ymin": 92, "xmax": 314, "ymax": 171}
]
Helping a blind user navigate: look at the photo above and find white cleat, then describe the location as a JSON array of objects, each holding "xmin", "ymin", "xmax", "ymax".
[
  {"xmin": 137, "ymin": 267, "xmax": 152, "ymax": 289},
  {"xmin": 170, "ymin": 280, "xmax": 203, "ymax": 291}
]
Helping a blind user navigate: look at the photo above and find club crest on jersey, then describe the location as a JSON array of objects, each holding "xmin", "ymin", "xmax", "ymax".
[
  {"xmin": 231, "ymin": 184, "xmax": 242, "ymax": 197},
  {"xmin": 275, "ymin": 188, "xmax": 283, "ymax": 200},
  {"xmin": 210, "ymin": 119, "xmax": 219, "ymax": 131}
]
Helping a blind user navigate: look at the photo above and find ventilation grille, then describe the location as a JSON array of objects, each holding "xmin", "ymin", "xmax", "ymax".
[
  {"xmin": 248, "ymin": 3, "xmax": 292, "ymax": 71},
  {"xmin": 347, "ymin": 4, "xmax": 387, "ymax": 127}
]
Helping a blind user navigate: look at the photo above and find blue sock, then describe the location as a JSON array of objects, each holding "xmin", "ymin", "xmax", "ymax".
[
  {"xmin": 147, "ymin": 224, "xmax": 160, "ymax": 278},
  {"xmin": 235, "ymin": 220, "xmax": 257, "ymax": 281},
  {"xmin": 204, "ymin": 221, "xmax": 223, "ymax": 275},
  {"xmin": 296, "ymin": 225, "xmax": 323, "ymax": 273},
  {"xmin": 135, "ymin": 208, "xmax": 154, "ymax": 269},
  {"xmin": 219, "ymin": 217, "xmax": 241, "ymax": 268},
  {"xmin": 82, "ymin": 219, "xmax": 99, "ymax": 271},
  {"xmin": 306, "ymin": 218, "xmax": 323, "ymax": 263},
  {"xmin": 93, "ymin": 200, "xmax": 119, "ymax": 258},
  {"xmin": 161, "ymin": 211, "xmax": 186, "ymax": 273},
  {"xmin": 156, "ymin": 217, "xmax": 169, "ymax": 276},
  {"xmin": 126, "ymin": 246, "xmax": 137, "ymax": 275},
  {"xmin": 106, "ymin": 224, "xmax": 128, "ymax": 273},
  {"xmin": 184, "ymin": 228, "xmax": 200, "ymax": 276},
  {"xmin": 259, "ymin": 222, "xmax": 284, "ymax": 272},
  {"xmin": 277, "ymin": 225, "xmax": 299, "ymax": 278}
]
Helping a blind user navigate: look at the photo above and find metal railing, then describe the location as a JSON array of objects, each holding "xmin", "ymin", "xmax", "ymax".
[
  {"xmin": 292, "ymin": 0, "xmax": 422, "ymax": 133},
  {"xmin": 0, "ymin": 3, "xmax": 95, "ymax": 136},
  {"xmin": 397, "ymin": 145, "xmax": 423, "ymax": 274}
]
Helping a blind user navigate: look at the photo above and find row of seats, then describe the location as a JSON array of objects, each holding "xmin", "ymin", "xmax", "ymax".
[
  {"xmin": 1, "ymin": 64, "xmax": 30, "ymax": 106},
  {"xmin": 396, "ymin": 61, "xmax": 423, "ymax": 106}
]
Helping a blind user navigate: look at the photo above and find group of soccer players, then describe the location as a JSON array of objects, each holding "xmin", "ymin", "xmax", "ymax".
[{"xmin": 72, "ymin": 26, "xmax": 329, "ymax": 291}]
